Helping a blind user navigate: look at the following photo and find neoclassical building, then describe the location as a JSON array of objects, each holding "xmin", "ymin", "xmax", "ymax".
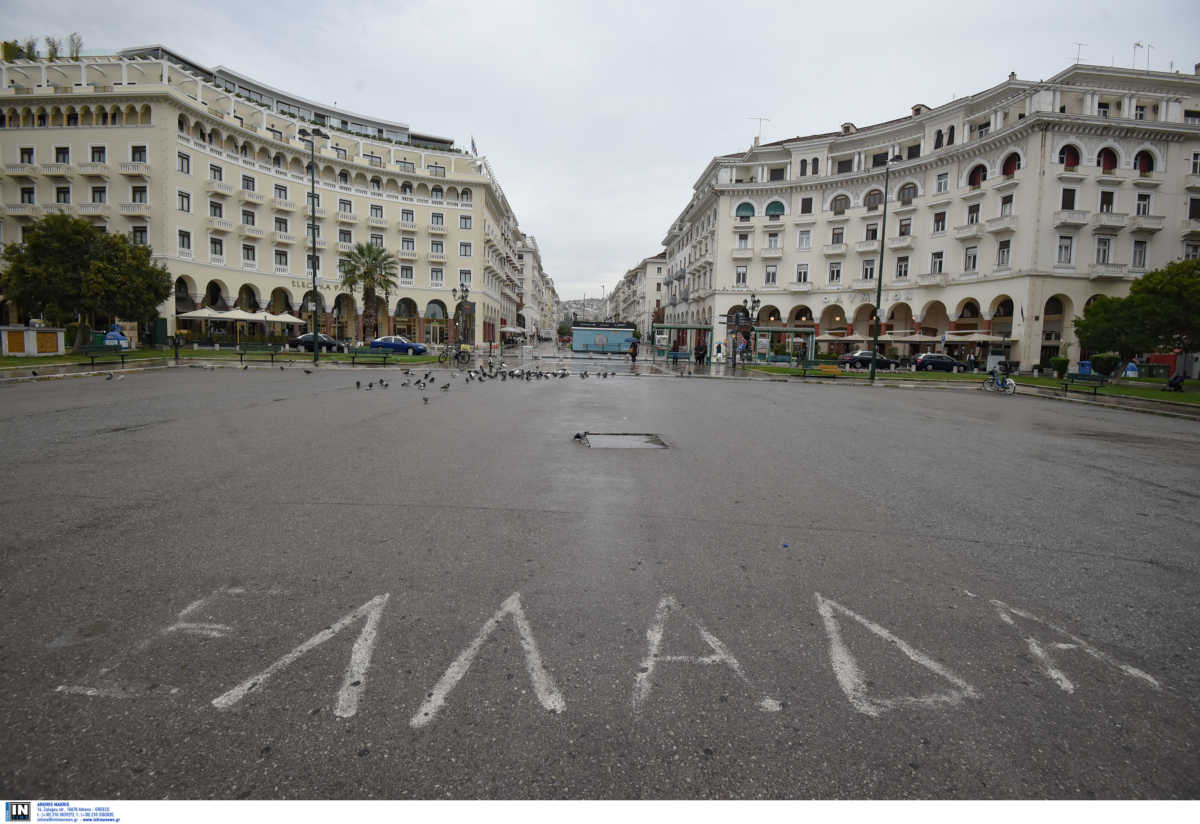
[
  {"xmin": 608, "ymin": 253, "xmax": 666, "ymax": 340},
  {"xmin": 659, "ymin": 63, "xmax": 1200, "ymax": 367},
  {"xmin": 0, "ymin": 45, "xmax": 534, "ymax": 346}
]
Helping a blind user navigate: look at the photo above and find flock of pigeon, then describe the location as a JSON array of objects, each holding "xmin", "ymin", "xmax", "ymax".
[{"xmin": 342, "ymin": 364, "xmax": 619, "ymax": 404}]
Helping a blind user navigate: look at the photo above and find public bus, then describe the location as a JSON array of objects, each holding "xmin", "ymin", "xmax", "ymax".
[{"xmin": 570, "ymin": 321, "xmax": 637, "ymax": 354}]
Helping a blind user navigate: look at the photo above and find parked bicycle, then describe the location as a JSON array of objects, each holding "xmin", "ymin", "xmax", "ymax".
[
  {"xmin": 982, "ymin": 368, "xmax": 1017, "ymax": 395},
  {"xmin": 437, "ymin": 343, "xmax": 471, "ymax": 367}
]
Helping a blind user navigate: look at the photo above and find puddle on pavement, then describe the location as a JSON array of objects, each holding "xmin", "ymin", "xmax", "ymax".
[{"xmin": 581, "ymin": 433, "xmax": 668, "ymax": 449}]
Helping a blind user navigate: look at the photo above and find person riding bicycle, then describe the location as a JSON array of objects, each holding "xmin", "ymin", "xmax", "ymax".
[{"xmin": 991, "ymin": 361, "xmax": 1006, "ymax": 385}]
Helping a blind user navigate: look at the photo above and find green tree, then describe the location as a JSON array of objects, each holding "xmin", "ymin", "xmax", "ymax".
[
  {"xmin": 556, "ymin": 320, "xmax": 571, "ymax": 338},
  {"xmin": 1073, "ymin": 294, "xmax": 1154, "ymax": 383},
  {"xmin": 21, "ymin": 36, "xmax": 37, "ymax": 59},
  {"xmin": 339, "ymin": 243, "xmax": 398, "ymax": 342},
  {"xmin": 1, "ymin": 214, "xmax": 170, "ymax": 350},
  {"xmin": 1, "ymin": 41, "xmax": 22, "ymax": 61},
  {"xmin": 1127, "ymin": 258, "xmax": 1200, "ymax": 354},
  {"xmin": 43, "ymin": 36, "xmax": 60, "ymax": 61}
]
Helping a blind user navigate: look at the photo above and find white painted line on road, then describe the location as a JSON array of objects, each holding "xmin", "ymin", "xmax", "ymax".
[
  {"xmin": 815, "ymin": 593, "xmax": 980, "ymax": 718},
  {"xmin": 632, "ymin": 595, "xmax": 782, "ymax": 713},
  {"xmin": 211, "ymin": 593, "xmax": 390, "ymax": 716},
  {"xmin": 410, "ymin": 593, "xmax": 565, "ymax": 729},
  {"xmin": 992, "ymin": 599, "xmax": 1161, "ymax": 693}
]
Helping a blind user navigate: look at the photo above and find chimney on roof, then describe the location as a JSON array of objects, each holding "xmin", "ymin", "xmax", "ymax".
[
  {"xmin": 753, "ymin": 135, "xmax": 759, "ymax": 146},
  {"xmin": 911, "ymin": 104, "xmax": 929, "ymax": 117},
  {"xmin": 1008, "ymin": 71, "xmax": 1017, "ymax": 81},
  {"xmin": 1195, "ymin": 62, "xmax": 1200, "ymax": 75}
]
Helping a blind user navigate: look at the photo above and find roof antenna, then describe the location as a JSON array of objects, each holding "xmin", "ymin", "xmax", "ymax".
[
  {"xmin": 747, "ymin": 116, "xmax": 770, "ymax": 145},
  {"xmin": 1073, "ymin": 42, "xmax": 1086, "ymax": 63},
  {"xmin": 1145, "ymin": 42, "xmax": 1154, "ymax": 70}
]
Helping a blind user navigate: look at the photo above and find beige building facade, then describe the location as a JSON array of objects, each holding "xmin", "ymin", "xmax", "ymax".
[
  {"xmin": 609, "ymin": 253, "xmax": 666, "ymax": 340},
  {"xmin": 660, "ymin": 63, "xmax": 1200, "ymax": 368},
  {"xmin": 0, "ymin": 46, "xmax": 534, "ymax": 347}
]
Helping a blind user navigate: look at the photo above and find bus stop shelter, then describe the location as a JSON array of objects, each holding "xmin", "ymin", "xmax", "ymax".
[
  {"xmin": 651, "ymin": 323, "xmax": 713, "ymax": 363},
  {"xmin": 747, "ymin": 325, "xmax": 816, "ymax": 363}
]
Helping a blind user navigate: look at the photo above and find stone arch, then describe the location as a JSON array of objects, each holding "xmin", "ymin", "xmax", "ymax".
[
  {"xmin": 789, "ymin": 305, "xmax": 814, "ymax": 323},
  {"xmin": 757, "ymin": 304, "xmax": 782, "ymax": 324},
  {"xmin": 384, "ymin": 178, "xmax": 400, "ymax": 194},
  {"xmin": 268, "ymin": 287, "xmax": 295, "ymax": 314},
  {"xmin": 954, "ymin": 297, "xmax": 982, "ymax": 320},
  {"xmin": 401, "ymin": 181, "xmax": 413, "ymax": 196},
  {"xmin": 415, "ymin": 182, "xmax": 430, "ymax": 198},
  {"xmin": 320, "ymin": 164, "xmax": 336, "ymax": 183},
  {"xmin": 966, "ymin": 162, "xmax": 988, "ymax": 187},
  {"xmin": 431, "ymin": 185, "xmax": 444, "ymax": 201},
  {"xmin": 896, "ymin": 180, "xmax": 920, "ymax": 202},
  {"xmin": 445, "ymin": 186, "xmax": 459, "ymax": 201},
  {"xmin": 301, "ymin": 289, "xmax": 326, "ymax": 313},
  {"xmin": 827, "ymin": 191, "xmax": 852, "ymax": 212},
  {"xmin": 256, "ymin": 146, "xmax": 271, "ymax": 165},
  {"xmin": 351, "ymin": 171, "xmax": 366, "ymax": 187},
  {"xmin": 851, "ymin": 303, "xmax": 878, "ymax": 337},
  {"xmin": 224, "ymin": 134, "xmax": 239, "ymax": 154},
  {"xmin": 1095, "ymin": 145, "xmax": 1120, "ymax": 172},
  {"xmin": 202, "ymin": 278, "xmax": 232, "ymax": 310},
  {"xmin": 289, "ymin": 156, "xmax": 304, "ymax": 175},
  {"xmin": 819, "ymin": 304, "xmax": 848, "ymax": 329},
  {"xmin": 123, "ymin": 104, "xmax": 138, "ymax": 125},
  {"xmin": 236, "ymin": 283, "xmax": 262, "ymax": 311},
  {"xmin": 460, "ymin": 187, "xmax": 472, "ymax": 203},
  {"xmin": 174, "ymin": 276, "xmax": 198, "ymax": 313},
  {"xmin": 915, "ymin": 299, "xmax": 949, "ymax": 334},
  {"xmin": 137, "ymin": 104, "xmax": 151, "ymax": 125},
  {"xmin": 987, "ymin": 293, "xmax": 1015, "ymax": 318},
  {"xmin": 272, "ymin": 152, "xmax": 286, "ymax": 169},
  {"xmin": 209, "ymin": 126, "xmax": 223, "ymax": 146},
  {"xmin": 78, "ymin": 105, "xmax": 93, "ymax": 126},
  {"xmin": 369, "ymin": 175, "xmax": 382, "ymax": 191},
  {"xmin": 1133, "ymin": 147, "xmax": 1158, "ymax": 174},
  {"xmin": 885, "ymin": 301, "xmax": 914, "ymax": 331}
]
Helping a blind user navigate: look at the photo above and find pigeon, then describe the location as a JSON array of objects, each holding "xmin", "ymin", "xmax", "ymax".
[
  {"xmin": 31, "ymin": 370, "xmax": 38, "ymax": 377},
  {"xmin": 400, "ymin": 380, "xmax": 410, "ymax": 387},
  {"xmin": 380, "ymin": 380, "xmax": 388, "ymax": 389},
  {"xmin": 572, "ymin": 432, "xmax": 584, "ymax": 440},
  {"xmin": 423, "ymin": 396, "xmax": 430, "ymax": 404},
  {"xmin": 280, "ymin": 365, "xmax": 285, "ymax": 371},
  {"xmin": 356, "ymin": 380, "xmax": 361, "ymax": 389},
  {"xmin": 303, "ymin": 369, "xmax": 313, "ymax": 374},
  {"xmin": 368, "ymin": 382, "xmax": 374, "ymax": 389},
  {"xmin": 105, "ymin": 372, "xmax": 114, "ymax": 381},
  {"xmin": 365, "ymin": 384, "xmax": 372, "ymax": 390},
  {"xmin": 242, "ymin": 364, "xmax": 248, "ymax": 370},
  {"xmin": 116, "ymin": 374, "xmax": 125, "ymax": 381},
  {"xmin": 440, "ymin": 384, "xmax": 449, "ymax": 392},
  {"xmin": 404, "ymin": 369, "xmax": 412, "ymax": 376},
  {"xmin": 427, "ymin": 377, "xmax": 435, "ymax": 386}
]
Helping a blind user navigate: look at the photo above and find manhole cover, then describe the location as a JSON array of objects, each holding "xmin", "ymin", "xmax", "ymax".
[{"xmin": 578, "ymin": 433, "xmax": 668, "ymax": 449}]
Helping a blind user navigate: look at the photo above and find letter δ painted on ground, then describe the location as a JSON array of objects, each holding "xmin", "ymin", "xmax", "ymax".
[
  {"xmin": 632, "ymin": 595, "xmax": 782, "ymax": 712},
  {"xmin": 410, "ymin": 593, "xmax": 565, "ymax": 729},
  {"xmin": 815, "ymin": 593, "xmax": 980, "ymax": 718},
  {"xmin": 211, "ymin": 593, "xmax": 390, "ymax": 718},
  {"xmin": 991, "ymin": 599, "xmax": 1160, "ymax": 694}
]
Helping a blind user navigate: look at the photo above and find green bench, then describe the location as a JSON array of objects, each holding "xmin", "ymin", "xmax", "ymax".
[
  {"xmin": 237, "ymin": 343, "xmax": 281, "ymax": 364},
  {"xmin": 81, "ymin": 344, "xmax": 129, "ymax": 367},
  {"xmin": 795, "ymin": 360, "xmax": 841, "ymax": 377},
  {"xmin": 767, "ymin": 354, "xmax": 793, "ymax": 363},
  {"xmin": 1063, "ymin": 372, "xmax": 1107, "ymax": 395},
  {"xmin": 666, "ymin": 351, "xmax": 691, "ymax": 364},
  {"xmin": 349, "ymin": 348, "xmax": 391, "ymax": 366}
]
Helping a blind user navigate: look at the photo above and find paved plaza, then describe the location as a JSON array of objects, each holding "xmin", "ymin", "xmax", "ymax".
[{"xmin": 1, "ymin": 362, "xmax": 1198, "ymax": 799}]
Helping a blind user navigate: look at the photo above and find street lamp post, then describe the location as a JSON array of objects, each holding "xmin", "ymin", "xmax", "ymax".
[
  {"xmin": 451, "ymin": 283, "xmax": 471, "ymax": 351},
  {"xmin": 298, "ymin": 127, "xmax": 328, "ymax": 363},
  {"xmin": 870, "ymin": 154, "xmax": 904, "ymax": 382},
  {"xmin": 729, "ymin": 292, "xmax": 760, "ymax": 371}
]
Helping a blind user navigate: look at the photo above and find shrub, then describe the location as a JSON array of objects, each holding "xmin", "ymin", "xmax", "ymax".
[
  {"xmin": 1050, "ymin": 356, "xmax": 1069, "ymax": 379},
  {"xmin": 1089, "ymin": 352, "xmax": 1121, "ymax": 377},
  {"xmin": 772, "ymin": 342, "xmax": 788, "ymax": 356}
]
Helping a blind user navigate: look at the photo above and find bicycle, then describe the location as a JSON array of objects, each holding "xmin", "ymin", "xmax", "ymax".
[
  {"xmin": 982, "ymin": 370, "xmax": 1017, "ymax": 395},
  {"xmin": 437, "ymin": 343, "xmax": 471, "ymax": 367}
]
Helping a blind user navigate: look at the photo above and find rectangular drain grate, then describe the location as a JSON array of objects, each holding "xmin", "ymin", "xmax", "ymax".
[{"xmin": 580, "ymin": 433, "xmax": 668, "ymax": 449}]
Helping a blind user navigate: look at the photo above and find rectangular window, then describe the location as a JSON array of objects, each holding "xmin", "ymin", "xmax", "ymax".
[
  {"xmin": 735, "ymin": 265, "xmax": 747, "ymax": 285},
  {"xmin": 274, "ymin": 217, "xmax": 287, "ymax": 232},
  {"xmin": 401, "ymin": 209, "xmax": 414, "ymax": 223},
  {"xmin": 177, "ymin": 191, "xmax": 191, "ymax": 212},
  {"xmin": 307, "ymin": 223, "xmax": 320, "ymax": 239},
  {"xmin": 1193, "ymin": 152, "xmax": 1200, "ymax": 175},
  {"xmin": 831, "ymin": 227, "xmax": 844, "ymax": 244},
  {"xmin": 1095, "ymin": 237, "xmax": 1110, "ymax": 264},
  {"xmin": 56, "ymin": 186, "xmax": 71, "ymax": 204},
  {"xmin": 210, "ymin": 164, "xmax": 223, "ymax": 181},
  {"xmin": 766, "ymin": 232, "xmax": 779, "ymax": 249},
  {"xmin": 459, "ymin": 242, "xmax": 472, "ymax": 256},
  {"xmin": 964, "ymin": 246, "xmax": 978, "ymax": 271},
  {"xmin": 178, "ymin": 230, "xmax": 191, "ymax": 250},
  {"xmin": 764, "ymin": 264, "xmax": 776, "ymax": 284},
  {"xmin": 933, "ymin": 212, "xmax": 946, "ymax": 233},
  {"xmin": 737, "ymin": 233, "xmax": 749, "ymax": 249},
  {"xmin": 370, "ymin": 204, "xmax": 384, "ymax": 218},
  {"xmin": 458, "ymin": 269, "xmax": 471, "ymax": 285},
  {"xmin": 274, "ymin": 184, "xmax": 288, "ymax": 200},
  {"xmin": 1132, "ymin": 240, "xmax": 1147, "ymax": 269},
  {"xmin": 800, "ymin": 197, "xmax": 813, "ymax": 214},
  {"xmin": 242, "ymin": 175, "xmax": 255, "ymax": 192},
  {"xmin": 906, "ymin": 144, "xmax": 920, "ymax": 160},
  {"xmin": 898, "ymin": 217, "xmax": 911, "ymax": 236},
  {"xmin": 132, "ymin": 186, "xmax": 147, "ymax": 203},
  {"xmin": 307, "ymin": 254, "xmax": 320, "ymax": 271},
  {"xmin": 91, "ymin": 146, "xmax": 106, "ymax": 163},
  {"xmin": 1185, "ymin": 244, "xmax": 1200, "ymax": 260},
  {"xmin": 242, "ymin": 210, "xmax": 255, "ymax": 226},
  {"xmin": 371, "ymin": 234, "xmax": 384, "ymax": 248},
  {"xmin": 242, "ymin": 244, "xmax": 256, "ymax": 262},
  {"xmin": 1061, "ymin": 188, "xmax": 1076, "ymax": 210},
  {"xmin": 338, "ymin": 229, "xmax": 352, "ymax": 243},
  {"xmin": 430, "ymin": 267, "xmax": 444, "ymax": 286},
  {"xmin": 862, "ymin": 259, "xmax": 875, "ymax": 280},
  {"xmin": 967, "ymin": 204, "xmax": 980, "ymax": 225},
  {"xmin": 936, "ymin": 173, "xmax": 948, "ymax": 193},
  {"xmin": 56, "ymin": 147, "xmax": 70, "ymax": 163},
  {"xmin": 997, "ymin": 239, "xmax": 1011, "ymax": 266},
  {"xmin": 131, "ymin": 146, "xmax": 147, "ymax": 162},
  {"xmin": 1057, "ymin": 236, "xmax": 1073, "ymax": 264},
  {"xmin": 431, "ymin": 240, "xmax": 444, "ymax": 254},
  {"xmin": 20, "ymin": 147, "xmax": 34, "ymax": 164},
  {"xmin": 177, "ymin": 153, "xmax": 191, "ymax": 174},
  {"xmin": 431, "ymin": 212, "xmax": 444, "ymax": 226},
  {"xmin": 1136, "ymin": 193, "xmax": 1151, "ymax": 216},
  {"xmin": 797, "ymin": 230, "xmax": 811, "ymax": 250},
  {"xmin": 828, "ymin": 261, "xmax": 842, "ymax": 282},
  {"xmin": 338, "ymin": 199, "xmax": 352, "ymax": 213},
  {"xmin": 131, "ymin": 226, "xmax": 147, "ymax": 245},
  {"xmin": 402, "ymin": 237, "xmax": 415, "ymax": 251},
  {"xmin": 91, "ymin": 186, "xmax": 106, "ymax": 203},
  {"xmin": 209, "ymin": 201, "xmax": 223, "ymax": 218},
  {"xmin": 872, "ymin": 152, "xmax": 888, "ymax": 168},
  {"xmin": 795, "ymin": 263, "xmax": 808, "ymax": 283},
  {"xmin": 1000, "ymin": 195, "xmax": 1013, "ymax": 217},
  {"xmin": 400, "ymin": 265, "xmax": 414, "ymax": 283},
  {"xmin": 930, "ymin": 251, "xmax": 943, "ymax": 273},
  {"xmin": 1099, "ymin": 190, "xmax": 1115, "ymax": 213},
  {"xmin": 836, "ymin": 159, "xmax": 853, "ymax": 174},
  {"xmin": 895, "ymin": 256, "xmax": 909, "ymax": 278},
  {"xmin": 275, "ymin": 250, "xmax": 288, "ymax": 267},
  {"xmin": 1135, "ymin": 105, "xmax": 1145, "ymax": 121},
  {"xmin": 459, "ymin": 215, "xmax": 472, "ymax": 230},
  {"xmin": 865, "ymin": 223, "xmax": 878, "ymax": 241},
  {"xmin": 210, "ymin": 237, "xmax": 223, "ymax": 257},
  {"xmin": 769, "ymin": 167, "xmax": 785, "ymax": 181}
]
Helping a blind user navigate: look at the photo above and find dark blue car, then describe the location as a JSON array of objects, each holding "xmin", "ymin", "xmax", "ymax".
[{"xmin": 370, "ymin": 335, "xmax": 428, "ymax": 356}]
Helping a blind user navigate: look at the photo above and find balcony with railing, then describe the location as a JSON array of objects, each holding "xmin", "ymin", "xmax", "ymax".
[
  {"xmin": 271, "ymin": 198, "xmax": 295, "ymax": 211},
  {"xmin": 41, "ymin": 204, "xmax": 74, "ymax": 216},
  {"xmin": 238, "ymin": 223, "xmax": 265, "ymax": 238},
  {"xmin": 206, "ymin": 180, "xmax": 233, "ymax": 196},
  {"xmin": 1089, "ymin": 262, "xmax": 1128, "ymax": 279},
  {"xmin": 854, "ymin": 239, "xmax": 880, "ymax": 253},
  {"xmin": 178, "ymin": 248, "xmax": 193, "ymax": 260},
  {"xmin": 78, "ymin": 203, "xmax": 109, "ymax": 216},
  {"xmin": 399, "ymin": 219, "xmax": 417, "ymax": 232},
  {"xmin": 822, "ymin": 243, "xmax": 847, "ymax": 256},
  {"xmin": 1053, "ymin": 209, "xmax": 1089, "ymax": 227},
  {"xmin": 1180, "ymin": 219, "xmax": 1200, "ymax": 240},
  {"xmin": 1129, "ymin": 214, "xmax": 1164, "ymax": 233},
  {"xmin": 272, "ymin": 231, "xmax": 296, "ymax": 244},
  {"xmin": 336, "ymin": 210, "xmax": 358, "ymax": 224},
  {"xmin": 429, "ymin": 251, "xmax": 446, "ymax": 262},
  {"xmin": 887, "ymin": 235, "xmax": 914, "ymax": 250},
  {"xmin": 5, "ymin": 163, "xmax": 36, "ymax": 177},
  {"xmin": 119, "ymin": 201, "xmax": 151, "ymax": 216},
  {"xmin": 761, "ymin": 246, "xmax": 784, "ymax": 259},
  {"xmin": 119, "ymin": 162, "xmax": 149, "ymax": 176},
  {"xmin": 206, "ymin": 217, "xmax": 233, "ymax": 232},
  {"xmin": 986, "ymin": 215, "xmax": 1018, "ymax": 234},
  {"xmin": 240, "ymin": 189, "xmax": 265, "ymax": 204},
  {"xmin": 428, "ymin": 222, "xmax": 448, "ymax": 234},
  {"xmin": 41, "ymin": 163, "xmax": 76, "ymax": 177},
  {"xmin": 79, "ymin": 162, "xmax": 110, "ymax": 177},
  {"xmin": 731, "ymin": 247, "xmax": 754, "ymax": 260},
  {"xmin": 274, "ymin": 264, "xmax": 290, "ymax": 275},
  {"xmin": 917, "ymin": 272, "xmax": 947, "ymax": 286},
  {"xmin": 953, "ymin": 222, "xmax": 984, "ymax": 240},
  {"xmin": 1092, "ymin": 212, "xmax": 1128, "ymax": 232},
  {"xmin": 368, "ymin": 216, "xmax": 388, "ymax": 228},
  {"xmin": 4, "ymin": 203, "xmax": 35, "ymax": 216},
  {"xmin": 397, "ymin": 249, "xmax": 418, "ymax": 261}
]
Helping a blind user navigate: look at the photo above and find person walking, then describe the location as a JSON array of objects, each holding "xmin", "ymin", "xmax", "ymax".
[
  {"xmin": 628, "ymin": 338, "xmax": 639, "ymax": 365},
  {"xmin": 694, "ymin": 339, "xmax": 706, "ymax": 368},
  {"xmin": 967, "ymin": 350, "xmax": 976, "ymax": 372}
]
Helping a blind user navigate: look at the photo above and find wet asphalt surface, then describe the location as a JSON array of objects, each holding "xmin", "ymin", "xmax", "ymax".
[{"xmin": 1, "ymin": 356, "xmax": 1198, "ymax": 799}]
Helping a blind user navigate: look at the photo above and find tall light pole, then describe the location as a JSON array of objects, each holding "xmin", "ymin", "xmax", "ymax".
[
  {"xmin": 298, "ymin": 127, "xmax": 328, "ymax": 363},
  {"xmin": 452, "ymin": 283, "xmax": 471, "ymax": 349},
  {"xmin": 731, "ymin": 292, "xmax": 759, "ymax": 371},
  {"xmin": 870, "ymin": 154, "xmax": 904, "ymax": 382}
]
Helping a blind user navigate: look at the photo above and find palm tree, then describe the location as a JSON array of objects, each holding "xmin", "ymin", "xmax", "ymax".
[{"xmin": 340, "ymin": 243, "xmax": 399, "ymax": 343}]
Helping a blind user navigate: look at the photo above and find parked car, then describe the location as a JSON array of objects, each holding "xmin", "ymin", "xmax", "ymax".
[
  {"xmin": 288, "ymin": 332, "xmax": 346, "ymax": 353},
  {"xmin": 838, "ymin": 349, "xmax": 899, "ymax": 369},
  {"xmin": 370, "ymin": 335, "xmax": 428, "ymax": 356},
  {"xmin": 915, "ymin": 352, "xmax": 968, "ymax": 372}
]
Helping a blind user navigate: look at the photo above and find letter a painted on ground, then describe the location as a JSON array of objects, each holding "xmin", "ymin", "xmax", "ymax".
[
  {"xmin": 991, "ymin": 599, "xmax": 1160, "ymax": 694},
  {"xmin": 632, "ymin": 595, "xmax": 781, "ymax": 712},
  {"xmin": 815, "ymin": 592, "xmax": 979, "ymax": 717},
  {"xmin": 211, "ymin": 593, "xmax": 390, "ymax": 718},
  {"xmin": 410, "ymin": 593, "xmax": 565, "ymax": 728}
]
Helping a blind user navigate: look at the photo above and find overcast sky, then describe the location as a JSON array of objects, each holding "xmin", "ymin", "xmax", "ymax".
[{"xmin": 7, "ymin": 0, "xmax": 1200, "ymax": 299}]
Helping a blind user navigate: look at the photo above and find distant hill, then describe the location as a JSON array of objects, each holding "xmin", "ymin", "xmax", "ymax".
[{"xmin": 560, "ymin": 298, "xmax": 605, "ymax": 323}]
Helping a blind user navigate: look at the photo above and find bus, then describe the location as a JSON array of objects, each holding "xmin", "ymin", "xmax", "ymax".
[{"xmin": 570, "ymin": 321, "xmax": 637, "ymax": 354}]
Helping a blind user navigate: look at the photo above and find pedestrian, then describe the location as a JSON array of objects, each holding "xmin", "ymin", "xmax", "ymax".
[
  {"xmin": 694, "ymin": 339, "xmax": 705, "ymax": 367},
  {"xmin": 967, "ymin": 350, "xmax": 976, "ymax": 372},
  {"xmin": 629, "ymin": 338, "xmax": 639, "ymax": 364}
]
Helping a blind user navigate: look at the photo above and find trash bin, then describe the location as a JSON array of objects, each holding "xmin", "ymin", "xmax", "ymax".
[
  {"xmin": 1078, "ymin": 360, "xmax": 1092, "ymax": 375},
  {"xmin": 92, "ymin": 332, "xmax": 107, "ymax": 346}
]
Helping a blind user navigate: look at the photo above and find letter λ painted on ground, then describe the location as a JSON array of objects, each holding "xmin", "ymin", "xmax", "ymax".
[
  {"xmin": 991, "ymin": 599, "xmax": 1160, "ymax": 694},
  {"xmin": 211, "ymin": 593, "xmax": 390, "ymax": 718},
  {"xmin": 410, "ymin": 593, "xmax": 565, "ymax": 729},
  {"xmin": 815, "ymin": 593, "xmax": 980, "ymax": 718},
  {"xmin": 632, "ymin": 595, "xmax": 782, "ymax": 712}
]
